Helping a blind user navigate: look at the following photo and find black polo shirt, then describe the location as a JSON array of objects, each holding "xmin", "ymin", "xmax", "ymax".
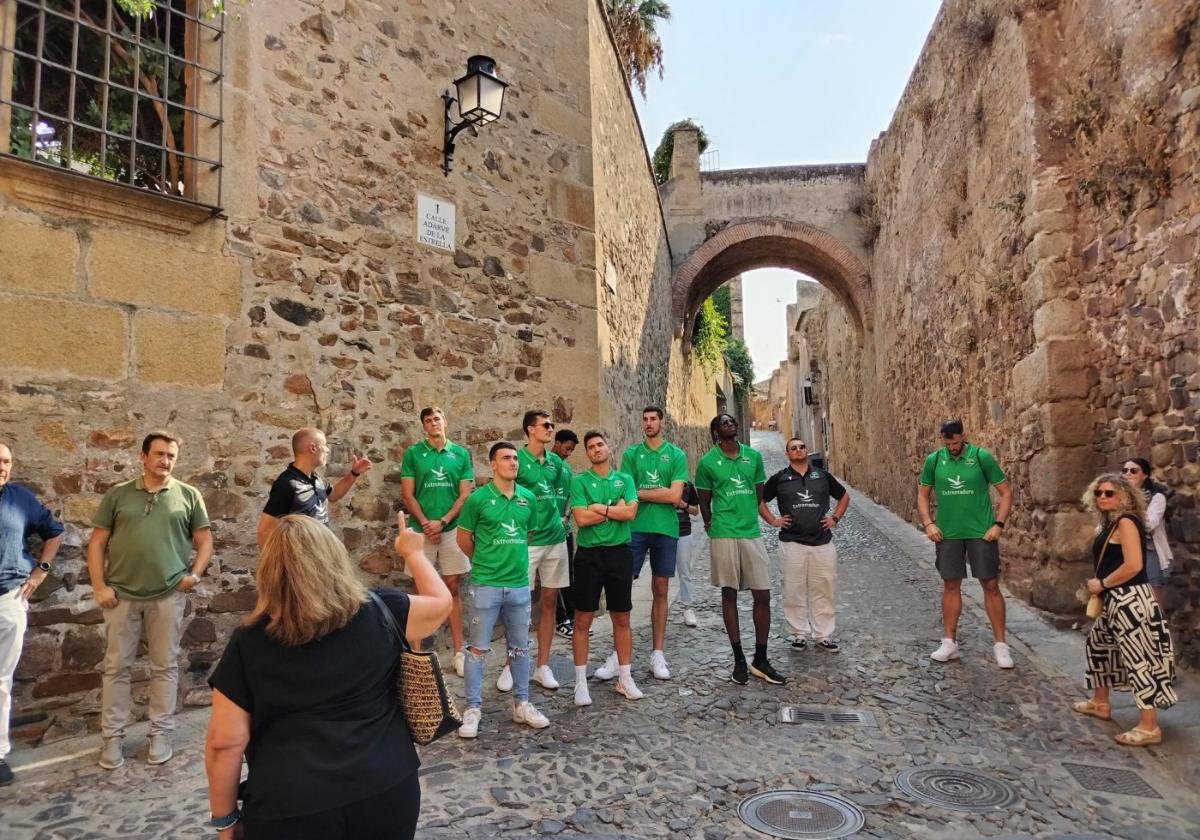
[
  {"xmin": 263, "ymin": 464, "xmax": 330, "ymax": 524},
  {"xmin": 763, "ymin": 465, "xmax": 846, "ymax": 546}
]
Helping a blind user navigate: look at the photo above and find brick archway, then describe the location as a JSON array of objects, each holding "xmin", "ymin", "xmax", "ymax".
[{"xmin": 671, "ymin": 219, "xmax": 872, "ymax": 340}]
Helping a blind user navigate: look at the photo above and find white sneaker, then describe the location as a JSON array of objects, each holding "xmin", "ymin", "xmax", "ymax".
[
  {"xmin": 993, "ymin": 642, "xmax": 1015, "ymax": 669},
  {"xmin": 650, "ymin": 650, "xmax": 671, "ymax": 680},
  {"xmin": 512, "ymin": 701, "xmax": 550, "ymax": 729},
  {"xmin": 453, "ymin": 651, "xmax": 465, "ymax": 678},
  {"xmin": 574, "ymin": 682, "xmax": 593, "ymax": 706},
  {"xmin": 930, "ymin": 638, "xmax": 960, "ymax": 662},
  {"xmin": 533, "ymin": 664, "xmax": 560, "ymax": 690},
  {"xmin": 683, "ymin": 608, "xmax": 698, "ymax": 627},
  {"xmin": 496, "ymin": 664, "xmax": 513, "ymax": 692},
  {"xmin": 594, "ymin": 652, "xmax": 619, "ymax": 681},
  {"xmin": 458, "ymin": 708, "xmax": 481, "ymax": 739},
  {"xmin": 616, "ymin": 676, "xmax": 644, "ymax": 700}
]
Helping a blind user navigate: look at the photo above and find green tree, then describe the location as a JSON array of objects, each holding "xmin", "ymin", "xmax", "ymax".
[
  {"xmin": 691, "ymin": 297, "xmax": 727, "ymax": 378},
  {"xmin": 710, "ymin": 284, "xmax": 731, "ymax": 324},
  {"xmin": 651, "ymin": 118, "xmax": 709, "ymax": 185},
  {"xmin": 605, "ymin": 0, "xmax": 671, "ymax": 97},
  {"xmin": 723, "ymin": 339, "xmax": 756, "ymax": 400}
]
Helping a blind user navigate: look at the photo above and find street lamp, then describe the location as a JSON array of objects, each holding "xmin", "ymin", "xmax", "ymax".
[{"xmin": 443, "ymin": 55, "xmax": 509, "ymax": 175}]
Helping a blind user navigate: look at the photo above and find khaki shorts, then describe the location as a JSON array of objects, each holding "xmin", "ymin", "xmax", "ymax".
[
  {"xmin": 710, "ymin": 538, "xmax": 771, "ymax": 591},
  {"xmin": 426, "ymin": 527, "xmax": 471, "ymax": 577},
  {"xmin": 529, "ymin": 541, "xmax": 570, "ymax": 589}
]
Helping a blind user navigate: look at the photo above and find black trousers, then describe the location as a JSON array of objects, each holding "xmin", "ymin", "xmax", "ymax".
[
  {"xmin": 243, "ymin": 772, "xmax": 421, "ymax": 840},
  {"xmin": 556, "ymin": 533, "xmax": 577, "ymax": 623}
]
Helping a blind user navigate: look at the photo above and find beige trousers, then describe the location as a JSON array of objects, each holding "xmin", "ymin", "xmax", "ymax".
[
  {"xmin": 778, "ymin": 541, "xmax": 838, "ymax": 641},
  {"xmin": 100, "ymin": 590, "xmax": 186, "ymax": 738}
]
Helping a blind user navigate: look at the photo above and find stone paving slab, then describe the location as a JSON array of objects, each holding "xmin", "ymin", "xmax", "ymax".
[{"xmin": 2, "ymin": 432, "xmax": 1198, "ymax": 838}]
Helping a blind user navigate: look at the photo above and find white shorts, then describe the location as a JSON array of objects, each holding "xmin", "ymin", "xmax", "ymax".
[
  {"xmin": 426, "ymin": 527, "xmax": 471, "ymax": 577},
  {"xmin": 529, "ymin": 541, "xmax": 570, "ymax": 589}
]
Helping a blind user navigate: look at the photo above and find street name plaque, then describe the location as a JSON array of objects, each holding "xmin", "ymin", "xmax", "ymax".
[{"xmin": 416, "ymin": 193, "xmax": 456, "ymax": 251}]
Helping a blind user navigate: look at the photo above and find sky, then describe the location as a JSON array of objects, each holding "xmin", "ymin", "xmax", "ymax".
[{"xmin": 634, "ymin": 0, "xmax": 943, "ymax": 379}]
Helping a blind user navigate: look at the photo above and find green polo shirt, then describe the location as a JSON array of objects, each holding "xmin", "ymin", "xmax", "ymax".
[
  {"xmin": 694, "ymin": 444, "xmax": 766, "ymax": 539},
  {"xmin": 621, "ymin": 440, "xmax": 689, "ymax": 538},
  {"xmin": 919, "ymin": 444, "xmax": 1006, "ymax": 540},
  {"xmin": 570, "ymin": 468, "xmax": 638, "ymax": 548},
  {"xmin": 92, "ymin": 476, "xmax": 210, "ymax": 600},
  {"xmin": 457, "ymin": 482, "xmax": 536, "ymax": 588},
  {"xmin": 516, "ymin": 447, "xmax": 567, "ymax": 546},
  {"xmin": 399, "ymin": 439, "xmax": 474, "ymax": 528}
]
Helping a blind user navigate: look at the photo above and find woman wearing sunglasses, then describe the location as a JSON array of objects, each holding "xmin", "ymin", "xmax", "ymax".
[
  {"xmin": 1072, "ymin": 474, "xmax": 1176, "ymax": 746},
  {"xmin": 1120, "ymin": 458, "xmax": 1172, "ymax": 605}
]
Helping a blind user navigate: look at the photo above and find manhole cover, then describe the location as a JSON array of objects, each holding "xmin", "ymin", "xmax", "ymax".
[
  {"xmin": 1062, "ymin": 763, "xmax": 1161, "ymax": 799},
  {"xmin": 894, "ymin": 766, "xmax": 1017, "ymax": 811},
  {"xmin": 738, "ymin": 790, "xmax": 865, "ymax": 839},
  {"xmin": 780, "ymin": 707, "xmax": 878, "ymax": 727}
]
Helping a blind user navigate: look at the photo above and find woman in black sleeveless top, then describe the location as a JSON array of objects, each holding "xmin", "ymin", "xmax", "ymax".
[{"xmin": 1072, "ymin": 474, "xmax": 1176, "ymax": 746}]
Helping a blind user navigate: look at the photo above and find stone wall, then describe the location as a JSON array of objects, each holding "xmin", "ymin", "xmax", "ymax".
[
  {"xmin": 816, "ymin": 0, "xmax": 1200, "ymax": 660},
  {"xmin": 0, "ymin": 0, "xmax": 647, "ymax": 744}
]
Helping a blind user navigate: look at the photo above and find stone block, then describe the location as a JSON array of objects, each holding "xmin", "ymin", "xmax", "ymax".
[
  {"xmin": 133, "ymin": 311, "xmax": 226, "ymax": 387},
  {"xmin": 526, "ymin": 254, "xmax": 596, "ymax": 306},
  {"xmin": 1032, "ymin": 298, "xmax": 1083, "ymax": 341},
  {"xmin": 208, "ymin": 589, "xmax": 258, "ymax": 613},
  {"xmin": 535, "ymin": 93, "xmax": 592, "ymax": 146},
  {"xmin": 359, "ymin": 547, "xmax": 394, "ymax": 574},
  {"xmin": 61, "ymin": 627, "xmax": 106, "ymax": 670},
  {"xmin": 547, "ymin": 177, "xmax": 596, "ymax": 229},
  {"xmin": 1029, "ymin": 559, "xmax": 1093, "ymax": 614},
  {"xmin": 88, "ymin": 235, "xmax": 243, "ymax": 318},
  {"xmin": 1011, "ymin": 339, "xmax": 1090, "ymax": 410},
  {"xmin": 0, "ymin": 220, "xmax": 77, "ymax": 294},
  {"xmin": 62, "ymin": 496, "xmax": 102, "ymax": 525},
  {"xmin": 1042, "ymin": 509, "xmax": 1097, "ymax": 563},
  {"xmin": 1024, "ymin": 231, "xmax": 1073, "ymax": 264},
  {"xmin": 1041, "ymin": 400, "xmax": 1093, "ymax": 447},
  {"xmin": 32, "ymin": 672, "xmax": 102, "ymax": 698},
  {"xmin": 0, "ymin": 294, "xmax": 127, "ymax": 380},
  {"xmin": 14, "ymin": 630, "xmax": 60, "ymax": 678},
  {"xmin": 1028, "ymin": 446, "xmax": 1097, "ymax": 504},
  {"xmin": 543, "ymin": 347, "xmax": 601, "ymax": 389},
  {"xmin": 1025, "ymin": 260, "xmax": 1074, "ymax": 303}
]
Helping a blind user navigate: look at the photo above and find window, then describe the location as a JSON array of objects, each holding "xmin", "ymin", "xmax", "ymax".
[{"xmin": 0, "ymin": 1, "xmax": 223, "ymax": 209}]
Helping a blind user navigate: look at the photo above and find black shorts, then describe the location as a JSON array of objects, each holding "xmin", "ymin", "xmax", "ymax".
[
  {"xmin": 573, "ymin": 544, "xmax": 634, "ymax": 614},
  {"xmin": 935, "ymin": 538, "xmax": 1001, "ymax": 581}
]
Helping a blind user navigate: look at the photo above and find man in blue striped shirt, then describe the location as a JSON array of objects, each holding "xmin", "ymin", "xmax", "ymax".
[{"xmin": 0, "ymin": 442, "xmax": 65, "ymax": 786}]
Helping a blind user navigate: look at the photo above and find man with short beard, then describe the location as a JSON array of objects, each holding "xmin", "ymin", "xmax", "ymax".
[
  {"xmin": 0, "ymin": 442, "xmax": 65, "ymax": 786},
  {"xmin": 696, "ymin": 414, "xmax": 785, "ymax": 686}
]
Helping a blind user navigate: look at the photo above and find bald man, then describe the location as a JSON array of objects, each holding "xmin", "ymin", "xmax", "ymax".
[{"xmin": 257, "ymin": 427, "xmax": 372, "ymax": 547}]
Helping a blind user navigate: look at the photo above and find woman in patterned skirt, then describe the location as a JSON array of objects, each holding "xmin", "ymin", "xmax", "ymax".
[{"xmin": 1072, "ymin": 473, "xmax": 1176, "ymax": 746}]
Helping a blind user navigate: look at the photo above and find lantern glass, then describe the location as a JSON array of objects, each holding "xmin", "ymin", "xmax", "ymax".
[
  {"xmin": 454, "ymin": 56, "xmax": 508, "ymax": 125},
  {"xmin": 455, "ymin": 73, "xmax": 481, "ymax": 121},
  {"xmin": 476, "ymin": 74, "xmax": 507, "ymax": 124}
]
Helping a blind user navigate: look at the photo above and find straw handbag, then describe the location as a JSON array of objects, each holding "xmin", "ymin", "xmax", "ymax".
[
  {"xmin": 1086, "ymin": 523, "xmax": 1118, "ymax": 620},
  {"xmin": 369, "ymin": 592, "xmax": 463, "ymax": 745}
]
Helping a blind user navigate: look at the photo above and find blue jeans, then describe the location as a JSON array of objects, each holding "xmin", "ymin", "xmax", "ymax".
[
  {"xmin": 464, "ymin": 583, "xmax": 531, "ymax": 707},
  {"xmin": 630, "ymin": 531, "xmax": 678, "ymax": 578}
]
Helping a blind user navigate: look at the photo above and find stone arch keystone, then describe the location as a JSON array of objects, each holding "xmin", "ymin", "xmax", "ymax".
[{"xmin": 671, "ymin": 219, "xmax": 873, "ymax": 340}]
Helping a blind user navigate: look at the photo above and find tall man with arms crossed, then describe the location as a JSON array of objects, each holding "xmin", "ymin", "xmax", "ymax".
[
  {"xmin": 257, "ymin": 427, "xmax": 371, "ymax": 546},
  {"xmin": 917, "ymin": 419, "xmax": 1015, "ymax": 668},
  {"xmin": 761, "ymin": 438, "xmax": 850, "ymax": 651},
  {"xmin": 570, "ymin": 431, "xmax": 643, "ymax": 706},
  {"xmin": 88, "ymin": 432, "xmax": 212, "ymax": 769},
  {"xmin": 496, "ymin": 410, "xmax": 570, "ymax": 693},
  {"xmin": 400, "ymin": 407, "xmax": 474, "ymax": 674},
  {"xmin": 696, "ymin": 414, "xmax": 786, "ymax": 686},
  {"xmin": 607, "ymin": 406, "xmax": 687, "ymax": 681},
  {"xmin": 0, "ymin": 442, "xmax": 65, "ymax": 787}
]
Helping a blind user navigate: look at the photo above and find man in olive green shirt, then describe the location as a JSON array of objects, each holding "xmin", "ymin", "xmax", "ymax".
[
  {"xmin": 569, "ymin": 431, "xmax": 642, "ymax": 707},
  {"xmin": 87, "ymin": 432, "xmax": 212, "ymax": 770},
  {"xmin": 917, "ymin": 419, "xmax": 1014, "ymax": 668},
  {"xmin": 696, "ymin": 414, "xmax": 785, "ymax": 687},
  {"xmin": 400, "ymin": 406, "xmax": 474, "ymax": 672}
]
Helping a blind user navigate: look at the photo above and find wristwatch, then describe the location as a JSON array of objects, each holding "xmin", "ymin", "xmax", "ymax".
[
  {"xmin": 439, "ymin": 519, "xmax": 448, "ymax": 529},
  {"xmin": 211, "ymin": 808, "xmax": 241, "ymax": 830},
  {"xmin": 34, "ymin": 562, "xmax": 52, "ymax": 573}
]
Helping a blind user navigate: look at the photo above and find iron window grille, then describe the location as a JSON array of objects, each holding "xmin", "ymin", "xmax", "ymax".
[{"xmin": 0, "ymin": 0, "xmax": 224, "ymax": 211}]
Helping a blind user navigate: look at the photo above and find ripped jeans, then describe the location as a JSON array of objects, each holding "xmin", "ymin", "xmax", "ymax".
[{"xmin": 464, "ymin": 583, "xmax": 532, "ymax": 708}]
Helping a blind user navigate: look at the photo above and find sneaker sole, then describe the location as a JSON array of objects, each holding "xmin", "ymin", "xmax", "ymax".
[
  {"xmin": 516, "ymin": 718, "xmax": 551, "ymax": 729},
  {"xmin": 457, "ymin": 730, "xmax": 478, "ymax": 739},
  {"xmin": 98, "ymin": 758, "xmax": 125, "ymax": 770},
  {"xmin": 147, "ymin": 751, "xmax": 173, "ymax": 766},
  {"xmin": 730, "ymin": 673, "xmax": 748, "ymax": 685},
  {"xmin": 930, "ymin": 653, "xmax": 960, "ymax": 662},
  {"xmin": 574, "ymin": 696, "xmax": 592, "ymax": 707},
  {"xmin": 615, "ymin": 684, "xmax": 644, "ymax": 700},
  {"xmin": 748, "ymin": 664, "xmax": 785, "ymax": 685}
]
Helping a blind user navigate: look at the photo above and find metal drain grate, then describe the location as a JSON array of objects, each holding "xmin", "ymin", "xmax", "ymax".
[
  {"xmin": 780, "ymin": 706, "xmax": 878, "ymax": 726},
  {"xmin": 738, "ymin": 790, "xmax": 865, "ymax": 840},
  {"xmin": 895, "ymin": 766, "xmax": 1017, "ymax": 811},
  {"xmin": 1062, "ymin": 763, "xmax": 1161, "ymax": 799}
]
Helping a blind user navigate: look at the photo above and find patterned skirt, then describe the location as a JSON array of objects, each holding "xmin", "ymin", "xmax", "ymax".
[{"xmin": 1085, "ymin": 583, "xmax": 1177, "ymax": 710}]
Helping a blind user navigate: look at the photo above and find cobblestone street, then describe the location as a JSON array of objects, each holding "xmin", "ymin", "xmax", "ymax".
[{"xmin": 3, "ymin": 433, "xmax": 1198, "ymax": 839}]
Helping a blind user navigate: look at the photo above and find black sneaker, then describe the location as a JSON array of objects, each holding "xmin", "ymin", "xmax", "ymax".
[
  {"xmin": 789, "ymin": 635, "xmax": 808, "ymax": 650},
  {"xmin": 749, "ymin": 659, "xmax": 787, "ymax": 685},
  {"xmin": 555, "ymin": 621, "xmax": 574, "ymax": 639},
  {"xmin": 817, "ymin": 639, "xmax": 839, "ymax": 652},
  {"xmin": 731, "ymin": 659, "xmax": 749, "ymax": 685},
  {"xmin": 0, "ymin": 759, "xmax": 13, "ymax": 786}
]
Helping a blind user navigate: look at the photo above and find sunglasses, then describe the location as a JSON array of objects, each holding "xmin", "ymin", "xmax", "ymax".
[
  {"xmin": 1120, "ymin": 467, "xmax": 1141, "ymax": 474},
  {"xmin": 788, "ymin": 444, "xmax": 808, "ymax": 450},
  {"xmin": 537, "ymin": 421, "xmax": 555, "ymax": 430},
  {"xmin": 1093, "ymin": 489, "xmax": 1117, "ymax": 498}
]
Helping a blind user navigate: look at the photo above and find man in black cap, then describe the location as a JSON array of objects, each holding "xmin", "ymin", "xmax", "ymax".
[{"xmin": 917, "ymin": 420, "xmax": 1014, "ymax": 668}]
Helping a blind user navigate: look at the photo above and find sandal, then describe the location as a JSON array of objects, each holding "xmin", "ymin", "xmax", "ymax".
[
  {"xmin": 1071, "ymin": 699, "xmax": 1111, "ymax": 720},
  {"xmin": 1115, "ymin": 727, "xmax": 1162, "ymax": 746}
]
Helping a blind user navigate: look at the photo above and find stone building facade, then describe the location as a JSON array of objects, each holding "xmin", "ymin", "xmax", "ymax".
[{"xmin": 0, "ymin": 0, "xmax": 692, "ymax": 745}]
